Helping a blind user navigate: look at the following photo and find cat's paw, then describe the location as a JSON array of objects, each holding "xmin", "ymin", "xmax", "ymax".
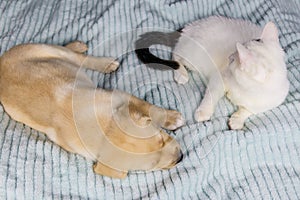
[
  {"xmin": 163, "ymin": 110, "xmax": 185, "ymax": 130},
  {"xmin": 174, "ymin": 71, "xmax": 189, "ymax": 84},
  {"xmin": 228, "ymin": 114, "xmax": 245, "ymax": 130},
  {"xmin": 103, "ymin": 59, "xmax": 119, "ymax": 73},
  {"xmin": 194, "ymin": 108, "xmax": 213, "ymax": 122}
]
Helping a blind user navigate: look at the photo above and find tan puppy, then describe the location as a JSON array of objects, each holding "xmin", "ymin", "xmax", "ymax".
[{"xmin": 0, "ymin": 41, "xmax": 185, "ymax": 179}]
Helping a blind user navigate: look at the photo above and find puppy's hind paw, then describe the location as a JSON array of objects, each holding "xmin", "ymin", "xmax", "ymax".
[
  {"xmin": 103, "ymin": 59, "xmax": 119, "ymax": 73},
  {"xmin": 65, "ymin": 41, "xmax": 88, "ymax": 53}
]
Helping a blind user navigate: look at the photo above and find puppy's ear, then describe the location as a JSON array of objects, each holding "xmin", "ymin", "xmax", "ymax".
[
  {"xmin": 261, "ymin": 22, "xmax": 279, "ymax": 42},
  {"xmin": 93, "ymin": 162, "xmax": 128, "ymax": 179}
]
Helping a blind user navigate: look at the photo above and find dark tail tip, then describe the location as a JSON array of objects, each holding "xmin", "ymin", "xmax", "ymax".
[
  {"xmin": 135, "ymin": 31, "xmax": 181, "ymax": 71},
  {"xmin": 135, "ymin": 48, "xmax": 180, "ymax": 70}
]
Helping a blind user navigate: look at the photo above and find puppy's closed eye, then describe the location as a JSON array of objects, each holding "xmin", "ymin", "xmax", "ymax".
[{"xmin": 155, "ymin": 133, "xmax": 165, "ymax": 148}]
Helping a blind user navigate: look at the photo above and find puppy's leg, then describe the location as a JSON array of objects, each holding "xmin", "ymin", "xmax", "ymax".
[
  {"xmin": 127, "ymin": 94, "xmax": 185, "ymax": 130},
  {"xmin": 49, "ymin": 44, "xmax": 119, "ymax": 73},
  {"xmin": 194, "ymin": 74, "xmax": 225, "ymax": 122},
  {"xmin": 93, "ymin": 162, "xmax": 128, "ymax": 179},
  {"xmin": 78, "ymin": 55, "xmax": 119, "ymax": 73},
  {"xmin": 150, "ymin": 106, "xmax": 185, "ymax": 131},
  {"xmin": 65, "ymin": 41, "xmax": 88, "ymax": 53},
  {"xmin": 64, "ymin": 41, "xmax": 119, "ymax": 73}
]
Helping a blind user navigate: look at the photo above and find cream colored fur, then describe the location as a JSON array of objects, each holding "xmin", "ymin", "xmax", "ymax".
[{"xmin": 0, "ymin": 41, "xmax": 185, "ymax": 178}]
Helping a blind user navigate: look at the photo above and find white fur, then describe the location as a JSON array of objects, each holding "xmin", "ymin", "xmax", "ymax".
[{"xmin": 172, "ymin": 16, "xmax": 289, "ymax": 129}]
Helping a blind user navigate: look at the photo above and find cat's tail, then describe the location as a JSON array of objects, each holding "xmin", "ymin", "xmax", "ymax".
[{"xmin": 135, "ymin": 31, "xmax": 181, "ymax": 70}]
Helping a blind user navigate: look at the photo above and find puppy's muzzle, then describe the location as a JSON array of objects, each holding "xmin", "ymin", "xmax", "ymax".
[{"xmin": 175, "ymin": 151, "xmax": 184, "ymax": 164}]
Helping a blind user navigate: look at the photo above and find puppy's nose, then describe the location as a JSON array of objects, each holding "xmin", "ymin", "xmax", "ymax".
[{"xmin": 176, "ymin": 151, "xmax": 184, "ymax": 164}]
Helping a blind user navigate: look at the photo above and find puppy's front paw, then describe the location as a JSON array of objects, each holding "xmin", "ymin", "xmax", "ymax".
[
  {"xmin": 131, "ymin": 111, "xmax": 151, "ymax": 127},
  {"xmin": 103, "ymin": 59, "xmax": 119, "ymax": 73},
  {"xmin": 163, "ymin": 110, "xmax": 185, "ymax": 130},
  {"xmin": 228, "ymin": 114, "xmax": 245, "ymax": 130}
]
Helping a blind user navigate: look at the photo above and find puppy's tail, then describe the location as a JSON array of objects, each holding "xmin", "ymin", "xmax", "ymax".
[{"xmin": 135, "ymin": 31, "xmax": 181, "ymax": 70}]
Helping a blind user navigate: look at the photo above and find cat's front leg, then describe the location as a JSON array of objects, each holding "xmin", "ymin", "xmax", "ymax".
[
  {"xmin": 229, "ymin": 107, "xmax": 252, "ymax": 129},
  {"xmin": 194, "ymin": 75, "xmax": 225, "ymax": 122}
]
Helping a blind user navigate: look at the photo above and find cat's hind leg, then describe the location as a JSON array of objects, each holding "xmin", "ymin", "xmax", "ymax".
[
  {"xmin": 174, "ymin": 64, "xmax": 189, "ymax": 84},
  {"xmin": 173, "ymin": 55, "xmax": 189, "ymax": 84},
  {"xmin": 228, "ymin": 107, "xmax": 252, "ymax": 129}
]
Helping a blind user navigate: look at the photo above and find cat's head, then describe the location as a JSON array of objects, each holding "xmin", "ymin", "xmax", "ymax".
[{"xmin": 229, "ymin": 22, "xmax": 286, "ymax": 84}]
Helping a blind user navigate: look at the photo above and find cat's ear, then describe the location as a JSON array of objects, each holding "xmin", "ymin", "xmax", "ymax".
[
  {"xmin": 236, "ymin": 43, "xmax": 267, "ymax": 82},
  {"xmin": 236, "ymin": 43, "xmax": 252, "ymax": 64},
  {"xmin": 261, "ymin": 22, "xmax": 279, "ymax": 42}
]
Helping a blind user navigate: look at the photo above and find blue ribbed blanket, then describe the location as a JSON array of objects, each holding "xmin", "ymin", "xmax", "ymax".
[{"xmin": 0, "ymin": 0, "xmax": 300, "ymax": 199}]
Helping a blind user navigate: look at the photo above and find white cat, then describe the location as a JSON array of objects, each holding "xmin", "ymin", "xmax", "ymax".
[{"xmin": 135, "ymin": 16, "xmax": 289, "ymax": 129}]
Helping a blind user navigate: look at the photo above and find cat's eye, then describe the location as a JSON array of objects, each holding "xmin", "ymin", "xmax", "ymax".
[
  {"xmin": 229, "ymin": 55, "xmax": 235, "ymax": 64},
  {"xmin": 253, "ymin": 38, "xmax": 262, "ymax": 42}
]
